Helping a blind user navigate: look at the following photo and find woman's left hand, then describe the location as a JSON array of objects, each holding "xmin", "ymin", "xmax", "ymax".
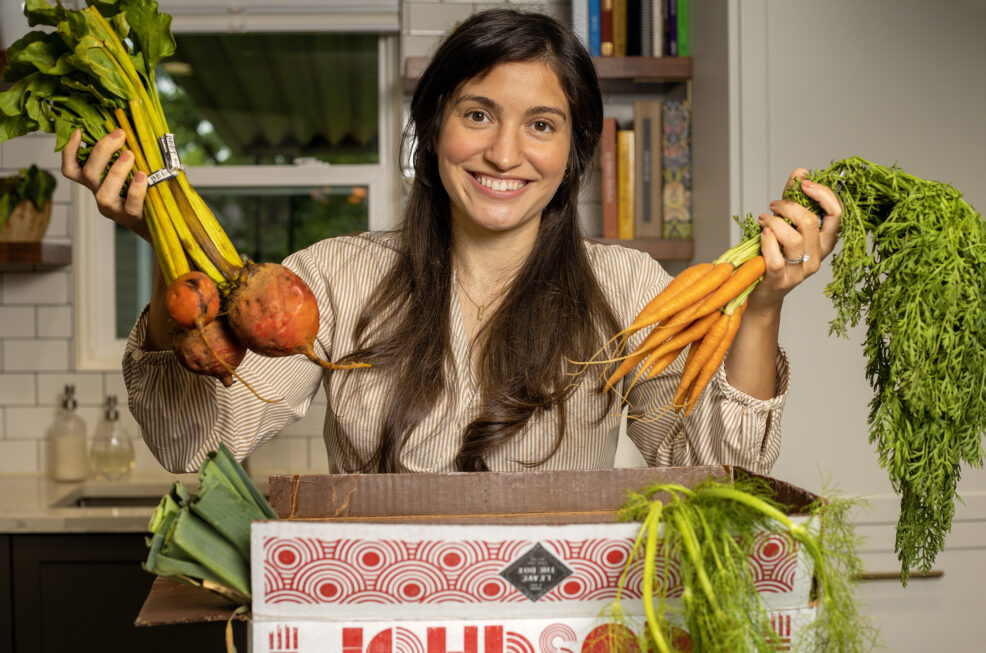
[{"xmin": 748, "ymin": 167, "xmax": 842, "ymax": 314}]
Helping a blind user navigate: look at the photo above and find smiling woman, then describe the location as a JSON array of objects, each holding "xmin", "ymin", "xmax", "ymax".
[{"xmin": 64, "ymin": 7, "xmax": 808, "ymax": 484}]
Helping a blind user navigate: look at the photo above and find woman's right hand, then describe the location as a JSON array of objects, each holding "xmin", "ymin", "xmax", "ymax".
[{"xmin": 61, "ymin": 128, "xmax": 152, "ymax": 241}]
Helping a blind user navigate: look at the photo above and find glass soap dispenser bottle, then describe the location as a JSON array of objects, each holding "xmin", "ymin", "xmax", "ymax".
[
  {"xmin": 52, "ymin": 384, "xmax": 89, "ymax": 482},
  {"xmin": 90, "ymin": 395, "xmax": 135, "ymax": 481}
]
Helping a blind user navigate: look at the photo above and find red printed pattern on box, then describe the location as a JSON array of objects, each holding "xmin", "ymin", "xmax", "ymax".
[{"xmin": 261, "ymin": 531, "xmax": 799, "ymax": 606}]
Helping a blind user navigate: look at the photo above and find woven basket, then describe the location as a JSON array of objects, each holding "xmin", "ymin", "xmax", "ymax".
[{"xmin": 0, "ymin": 200, "xmax": 52, "ymax": 242}]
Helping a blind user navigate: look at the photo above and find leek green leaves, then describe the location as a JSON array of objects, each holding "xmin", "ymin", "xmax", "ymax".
[{"xmin": 143, "ymin": 444, "xmax": 276, "ymax": 606}]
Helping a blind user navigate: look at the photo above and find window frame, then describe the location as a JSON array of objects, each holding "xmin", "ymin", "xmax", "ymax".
[{"xmin": 74, "ymin": 17, "xmax": 402, "ymax": 371}]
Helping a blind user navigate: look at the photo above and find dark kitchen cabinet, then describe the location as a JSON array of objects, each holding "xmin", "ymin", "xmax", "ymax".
[{"xmin": 2, "ymin": 533, "xmax": 245, "ymax": 653}]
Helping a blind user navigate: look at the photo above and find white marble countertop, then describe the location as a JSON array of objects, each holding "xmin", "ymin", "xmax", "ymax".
[{"xmin": 0, "ymin": 472, "xmax": 202, "ymax": 533}]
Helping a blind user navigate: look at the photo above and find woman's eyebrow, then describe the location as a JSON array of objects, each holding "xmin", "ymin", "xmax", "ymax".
[{"xmin": 454, "ymin": 94, "xmax": 568, "ymax": 122}]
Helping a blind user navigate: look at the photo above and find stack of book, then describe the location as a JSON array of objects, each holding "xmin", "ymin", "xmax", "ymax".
[
  {"xmin": 599, "ymin": 99, "xmax": 691, "ymax": 241},
  {"xmin": 572, "ymin": 0, "xmax": 691, "ymax": 58}
]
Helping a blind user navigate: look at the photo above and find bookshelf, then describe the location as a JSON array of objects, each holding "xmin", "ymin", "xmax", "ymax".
[{"xmin": 402, "ymin": 56, "xmax": 695, "ymax": 262}]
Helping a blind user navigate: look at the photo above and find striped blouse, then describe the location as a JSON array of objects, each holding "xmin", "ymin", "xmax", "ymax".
[{"xmin": 123, "ymin": 233, "xmax": 789, "ymax": 475}]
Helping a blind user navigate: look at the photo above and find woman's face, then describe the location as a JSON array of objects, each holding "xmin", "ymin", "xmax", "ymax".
[{"xmin": 436, "ymin": 60, "xmax": 571, "ymax": 238}]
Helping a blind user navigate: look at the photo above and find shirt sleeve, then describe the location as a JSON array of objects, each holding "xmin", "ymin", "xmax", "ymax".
[
  {"xmin": 624, "ymin": 347, "xmax": 790, "ymax": 475},
  {"xmin": 122, "ymin": 252, "xmax": 330, "ymax": 473}
]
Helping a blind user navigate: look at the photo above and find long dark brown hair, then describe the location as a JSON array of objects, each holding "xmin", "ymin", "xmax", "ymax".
[{"xmin": 340, "ymin": 8, "xmax": 620, "ymax": 472}]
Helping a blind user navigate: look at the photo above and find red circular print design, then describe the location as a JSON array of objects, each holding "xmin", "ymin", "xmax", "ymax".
[
  {"xmin": 277, "ymin": 549, "xmax": 297, "ymax": 566},
  {"xmin": 362, "ymin": 551, "xmax": 381, "ymax": 567},
  {"xmin": 317, "ymin": 582, "xmax": 339, "ymax": 599}
]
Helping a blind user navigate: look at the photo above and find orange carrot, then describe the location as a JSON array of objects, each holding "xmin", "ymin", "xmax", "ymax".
[
  {"xmin": 638, "ymin": 262, "xmax": 734, "ymax": 328},
  {"xmin": 642, "ymin": 310, "xmax": 720, "ymax": 369},
  {"xmin": 683, "ymin": 302, "xmax": 748, "ymax": 417},
  {"xmin": 624, "ymin": 262, "xmax": 713, "ymax": 335},
  {"xmin": 604, "ymin": 299, "xmax": 709, "ymax": 392},
  {"xmin": 672, "ymin": 310, "xmax": 731, "ymax": 407},
  {"xmin": 666, "ymin": 256, "xmax": 765, "ymax": 327},
  {"xmin": 626, "ymin": 346, "xmax": 685, "ymax": 391}
]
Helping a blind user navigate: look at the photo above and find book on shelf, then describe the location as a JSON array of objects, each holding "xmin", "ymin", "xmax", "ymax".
[
  {"xmin": 675, "ymin": 0, "xmax": 691, "ymax": 57},
  {"xmin": 600, "ymin": 0, "xmax": 614, "ymax": 56},
  {"xmin": 600, "ymin": 117, "xmax": 619, "ymax": 239},
  {"xmin": 661, "ymin": 99, "xmax": 692, "ymax": 239},
  {"xmin": 626, "ymin": 0, "xmax": 642, "ymax": 56},
  {"xmin": 589, "ymin": 0, "xmax": 602, "ymax": 56},
  {"xmin": 633, "ymin": 100, "xmax": 663, "ymax": 238},
  {"xmin": 612, "ymin": 0, "xmax": 627, "ymax": 57},
  {"xmin": 572, "ymin": 0, "xmax": 589, "ymax": 52},
  {"xmin": 616, "ymin": 128, "xmax": 635, "ymax": 239}
]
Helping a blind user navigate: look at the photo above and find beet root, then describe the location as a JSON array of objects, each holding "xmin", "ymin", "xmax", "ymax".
[
  {"xmin": 226, "ymin": 262, "xmax": 369, "ymax": 370},
  {"xmin": 166, "ymin": 271, "xmax": 220, "ymax": 330},
  {"xmin": 173, "ymin": 317, "xmax": 246, "ymax": 387}
]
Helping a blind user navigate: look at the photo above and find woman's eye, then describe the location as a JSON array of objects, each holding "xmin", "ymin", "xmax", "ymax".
[
  {"xmin": 532, "ymin": 120, "xmax": 553, "ymax": 133},
  {"xmin": 467, "ymin": 111, "xmax": 488, "ymax": 123}
]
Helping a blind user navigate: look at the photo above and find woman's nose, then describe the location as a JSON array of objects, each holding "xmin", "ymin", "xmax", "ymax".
[{"xmin": 485, "ymin": 127, "xmax": 522, "ymax": 170}]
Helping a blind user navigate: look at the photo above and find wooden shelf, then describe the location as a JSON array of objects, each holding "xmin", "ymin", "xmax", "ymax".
[
  {"xmin": 594, "ymin": 238, "xmax": 693, "ymax": 261},
  {"xmin": 403, "ymin": 56, "xmax": 692, "ymax": 93},
  {"xmin": 0, "ymin": 242, "xmax": 72, "ymax": 270}
]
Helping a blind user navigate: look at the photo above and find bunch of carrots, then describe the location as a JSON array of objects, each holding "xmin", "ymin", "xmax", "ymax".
[{"xmin": 602, "ymin": 235, "xmax": 766, "ymax": 416}]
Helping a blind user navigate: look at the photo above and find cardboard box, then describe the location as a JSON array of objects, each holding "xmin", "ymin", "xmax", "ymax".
[{"xmin": 138, "ymin": 466, "xmax": 820, "ymax": 651}]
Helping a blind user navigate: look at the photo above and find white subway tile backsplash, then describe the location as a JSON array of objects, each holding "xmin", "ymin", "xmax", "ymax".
[
  {"xmin": 0, "ymin": 441, "xmax": 38, "ymax": 473},
  {"xmin": 36, "ymin": 305, "xmax": 73, "ymax": 338},
  {"xmin": 38, "ymin": 373, "xmax": 104, "ymax": 405},
  {"xmin": 308, "ymin": 438, "xmax": 331, "ymax": 473},
  {"xmin": 2, "ymin": 135, "xmax": 60, "ymax": 170},
  {"xmin": 249, "ymin": 436, "xmax": 310, "ymax": 475},
  {"xmin": 0, "ymin": 374, "xmax": 37, "ymax": 405},
  {"xmin": 46, "ymin": 203, "xmax": 71, "ymax": 238},
  {"xmin": 0, "ymin": 306, "xmax": 36, "ymax": 337},
  {"xmin": 2, "ymin": 271, "xmax": 70, "ymax": 304},
  {"xmin": 3, "ymin": 339, "xmax": 70, "ymax": 372},
  {"xmin": 103, "ymin": 372, "xmax": 129, "ymax": 406},
  {"xmin": 6, "ymin": 405, "xmax": 62, "ymax": 440}
]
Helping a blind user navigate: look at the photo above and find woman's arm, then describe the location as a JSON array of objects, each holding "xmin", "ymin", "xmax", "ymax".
[{"xmin": 724, "ymin": 168, "xmax": 843, "ymax": 399}]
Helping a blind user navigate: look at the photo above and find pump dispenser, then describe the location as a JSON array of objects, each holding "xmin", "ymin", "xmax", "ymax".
[
  {"xmin": 90, "ymin": 395, "xmax": 135, "ymax": 481},
  {"xmin": 51, "ymin": 384, "xmax": 89, "ymax": 482}
]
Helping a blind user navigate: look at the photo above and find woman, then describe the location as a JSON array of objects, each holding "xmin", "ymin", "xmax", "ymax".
[{"xmin": 61, "ymin": 9, "xmax": 841, "ymax": 475}]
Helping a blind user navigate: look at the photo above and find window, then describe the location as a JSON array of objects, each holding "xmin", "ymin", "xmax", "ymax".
[{"xmin": 75, "ymin": 2, "xmax": 401, "ymax": 369}]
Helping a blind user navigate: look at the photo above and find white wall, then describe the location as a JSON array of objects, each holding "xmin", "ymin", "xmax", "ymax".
[{"xmin": 731, "ymin": 1, "xmax": 986, "ymax": 649}]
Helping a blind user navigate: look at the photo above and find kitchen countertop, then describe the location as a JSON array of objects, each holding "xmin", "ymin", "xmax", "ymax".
[{"xmin": 0, "ymin": 472, "xmax": 202, "ymax": 533}]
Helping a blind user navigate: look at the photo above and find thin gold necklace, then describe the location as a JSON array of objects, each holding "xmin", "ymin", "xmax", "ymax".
[{"xmin": 455, "ymin": 274, "xmax": 505, "ymax": 321}]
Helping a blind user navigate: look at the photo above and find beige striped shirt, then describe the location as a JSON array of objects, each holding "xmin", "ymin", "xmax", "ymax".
[{"xmin": 123, "ymin": 233, "xmax": 788, "ymax": 475}]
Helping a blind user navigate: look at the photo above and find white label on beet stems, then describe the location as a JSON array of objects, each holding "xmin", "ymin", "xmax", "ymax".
[
  {"xmin": 147, "ymin": 168, "xmax": 178, "ymax": 187},
  {"xmin": 159, "ymin": 134, "xmax": 183, "ymax": 171}
]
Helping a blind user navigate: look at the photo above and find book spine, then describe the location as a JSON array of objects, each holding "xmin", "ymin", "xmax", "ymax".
[
  {"xmin": 572, "ymin": 0, "xmax": 589, "ymax": 51},
  {"xmin": 601, "ymin": 117, "xmax": 618, "ymax": 239},
  {"xmin": 626, "ymin": 0, "xmax": 643, "ymax": 57},
  {"xmin": 601, "ymin": 0, "xmax": 614, "ymax": 56},
  {"xmin": 676, "ymin": 0, "xmax": 691, "ymax": 57},
  {"xmin": 640, "ymin": 0, "xmax": 654, "ymax": 58},
  {"xmin": 613, "ymin": 0, "xmax": 627, "ymax": 58},
  {"xmin": 617, "ymin": 129, "xmax": 635, "ymax": 240},
  {"xmin": 652, "ymin": 0, "xmax": 664, "ymax": 56},
  {"xmin": 666, "ymin": 0, "xmax": 677, "ymax": 56},
  {"xmin": 633, "ymin": 100, "xmax": 664, "ymax": 238},
  {"xmin": 589, "ymin": 0, "xmax": 602, "ymax": 57},
  {"xmin": 661, "ymin": 100, "xmax": 692, "ymax": 239}
]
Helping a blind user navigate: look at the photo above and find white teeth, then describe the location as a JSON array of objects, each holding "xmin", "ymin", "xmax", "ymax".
[{"xmin": 477, "ymin": 175, "xmax": 525, "ymax": 192}]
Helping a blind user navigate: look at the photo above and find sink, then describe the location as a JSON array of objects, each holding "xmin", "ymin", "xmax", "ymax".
[
  {"xmin": 65, "ymin": 495, "xmax": 164, "ymax": 508},
  {"xmin": 49, "ymin": 482, "xmax": 185, "ymax": 509}
]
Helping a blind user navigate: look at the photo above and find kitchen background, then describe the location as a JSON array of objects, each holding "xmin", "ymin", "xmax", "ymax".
[{"xmin": 1, "ymin": 0, "xmax": 985, "ymax": 648}]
